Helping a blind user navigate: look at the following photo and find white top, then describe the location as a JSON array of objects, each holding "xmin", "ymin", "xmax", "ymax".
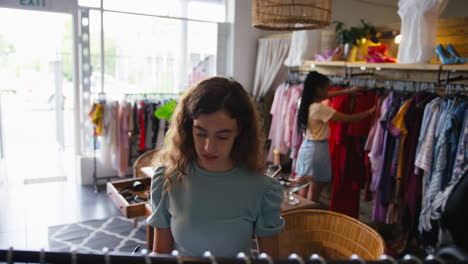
[
  {"xmin": 284, "ymin": 30, "xmax": 321, "ymax": 67},
  {"xmin": 306, "ymin": 103, "xmax": 336, "ymax": 141},
  {"xmin": 397, "ymin": 0, "xmax": 448, "ymax": 63}
]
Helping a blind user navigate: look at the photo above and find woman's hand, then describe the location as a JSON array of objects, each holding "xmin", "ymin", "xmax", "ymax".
[
  {"xmin": 367, "ymin": 105, "xmax": 376, "ymax": 115},
  {"xmin": 293, "ymin": 175, "xmax": 312, "ymax": 185},
  {"xmin": 348, "ymin": 86, "xmax": 364, "ymax": 94}
]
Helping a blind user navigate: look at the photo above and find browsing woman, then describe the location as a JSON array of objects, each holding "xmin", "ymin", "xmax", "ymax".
[{"xmin": 295, "ymin": 71, "xmax": 375, "ymax": 203}]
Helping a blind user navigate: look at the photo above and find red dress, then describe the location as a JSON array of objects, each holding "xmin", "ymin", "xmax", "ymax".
[{"xmin": 329, "ymin": 91, "xmax": 377, "ymax": 218}]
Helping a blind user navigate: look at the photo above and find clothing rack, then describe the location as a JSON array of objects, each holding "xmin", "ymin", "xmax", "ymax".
[
  {"xmin": 124, "ymin": 92, "xmax": 180, "ymax": 96},
  {"xmin": 90, "ymin": 92, "xmax": 179, "ymax": 192},
  {"xmin": 1, "ymin": 248, "xmax": 467, "ymax": 264},
  {"xmin": 327, "ymin": 75, "xmax": 468, "ymax": 95},
  {"xmin": 124, "ymin": 92, "xmax": 181, "ymax": 101},
  {"xmin": 437, "ymin": 69, "xmax": 468, "ymax": 86},
  {"xmin": 286, "ymin": 68, "xmax": 308, "ymax": 84}
]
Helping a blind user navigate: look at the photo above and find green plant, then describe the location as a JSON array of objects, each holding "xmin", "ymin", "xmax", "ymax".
[
  {"xmin": 154, "ymin": 99, "xmax": 177, "ymax": 121},
  {"xmin": 334, "ymin": 19, "xmax": 379, "ymax": 47}
]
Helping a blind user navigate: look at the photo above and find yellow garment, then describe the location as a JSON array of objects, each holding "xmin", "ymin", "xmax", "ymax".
[
  {"xmin": 391, "ymin": 98, "xmax": 414, "ymax": 179},
  {"xmin": 89, "ymin": 103, "xmax": 104, "ymax": 136}
]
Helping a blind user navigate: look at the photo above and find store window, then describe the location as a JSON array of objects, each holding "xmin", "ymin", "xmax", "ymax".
[
  {"xmin": 78, "ymin": 1, "xmax": 224, "ymax": 155},
  {"xmin": 80, "ymin": 0, "xmax": 224, "ymax": 96}
]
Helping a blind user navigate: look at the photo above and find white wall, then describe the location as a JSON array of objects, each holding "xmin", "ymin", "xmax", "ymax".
[
  {"xmin": 331, "ymin": 0, "xmax": 399, "ymax": 26},
  {"xmin": 331, "ymin": 0, "xmax": 468, "ymax": 27},
  {"xmin": 228, "ymin": 0, "xmax": 277, "ymax": 93},
  {"xmin": 440, "ymin": 0, "xmax": 468, "ymax": 18}
]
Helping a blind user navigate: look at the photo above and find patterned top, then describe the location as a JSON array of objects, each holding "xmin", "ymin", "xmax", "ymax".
[
  {"xmin": 419, "ymin": 100, "xmax": 457, "ymax": 232},
  {"xmin": 431, "ymin": 107, "xmax": 468, "ymax": 222}
]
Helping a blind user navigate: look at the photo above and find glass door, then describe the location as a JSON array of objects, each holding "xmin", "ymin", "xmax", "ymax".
[{"xmin": 0, "ymin": 8, "xmax": 75, "ymax": 185}]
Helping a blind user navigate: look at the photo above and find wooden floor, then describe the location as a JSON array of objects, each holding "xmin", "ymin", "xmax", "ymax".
[{"xmin": 0, "ymin": 180, "xmax": 121, "ymax": 250}]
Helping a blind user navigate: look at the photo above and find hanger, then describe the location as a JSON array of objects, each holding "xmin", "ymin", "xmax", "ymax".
[
  {"xmin": 289, "ymin": 253, "xmax": 305, "ymax": 264},
  {"xmin": 310, "ymin": 254, "xmax": 326, "ymax": 264},
  {"xmin": 379, "ymin": 254, "xmax": 398, "ymax": 264},
  {"xmin": 350, "ymin": 254, "xmax": 366, "ymax": 264},
  {"xmin": 7, "ymin": 247, "xmax": 13, "ymax": 264},
  {"xmin": 259, "ymin": 253, "xmax": 274, "ymax": 264},
  {"xmin": 426, "ymin": 254, "xmax": 446, "ymax": 264},
  {"xmin": 172, "ymin": 250, "xmax": 183, "ymax": 264},
  {"xmin": 39, "ymin": 248, "xmax": 46, "ymax": 264},
  {"xmin": 237, "ymin": 252, "xmax": 251, "ymax": 264},
  {"xmin": 403, "ymin": 254, "xmax": 424, "ymax": 264},
  {"xmin": 141, "ymin": 249, "xmax": 151, "ymax": 264},
  {"xmin": 71, "ymin": 249, "xmax": 78, "ymax": 264},
  {"xmin": 203, "ymin": 251, "xmax": 217, "ymax": 264}
]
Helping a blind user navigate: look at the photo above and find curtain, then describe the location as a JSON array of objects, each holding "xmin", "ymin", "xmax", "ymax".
[{"xmin": 252, "ymin": 37, "xmax": 291, "ymax": 100}]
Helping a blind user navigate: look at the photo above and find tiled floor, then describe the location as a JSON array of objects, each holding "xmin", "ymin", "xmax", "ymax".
[{"xmin": 0, "ymin": 180, "xmax": 121, "ymax": 251}]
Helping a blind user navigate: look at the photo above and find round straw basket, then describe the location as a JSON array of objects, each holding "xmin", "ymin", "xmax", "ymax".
[
  {"xmin": 278, "ymin": 209, "xmax": 386, "ymax": 259},
  {"xmin": 252, "ymin": 0, "xmax": 332, "ymax": 31}
]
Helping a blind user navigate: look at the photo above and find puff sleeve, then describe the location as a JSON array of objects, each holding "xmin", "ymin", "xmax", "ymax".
[
  {"xmin": 146, "ymin": 166, "xmax": 171, "ymax": 228},
  {"xmin": 254, "ymin": 176, "xmax": 285, "ymax": 237}
]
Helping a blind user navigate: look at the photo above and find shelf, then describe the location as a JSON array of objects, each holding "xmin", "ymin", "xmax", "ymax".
[
  {"xmin": 304, "ymin": 60, "xmax": 346, "ymax": 68},
  {"xmin": 441, "ymin": 64, "xmax": 468, "ymax": 71},
  {"xmin": 347, "ymin": 62, "xmax": 440, "ymax": 71},
  {"xmin": 303, "ymin": 61, "xmax": 442, "ymax": 71}
]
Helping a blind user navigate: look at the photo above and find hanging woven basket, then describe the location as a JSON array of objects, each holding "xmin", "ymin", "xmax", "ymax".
[{"xmin": 252, "ymin": 0, "xmax": 333, "ymax": 31}]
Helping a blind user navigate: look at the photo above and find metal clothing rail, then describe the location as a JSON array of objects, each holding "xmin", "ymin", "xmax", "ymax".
[
  {"xmin": 327, "ymin": 75, "xmax": 468, "ymax": 95},
  {"xmin": 0, "ymin": 248, "xmax": 467, "ymax": 264},
  {"xmin": 124, "ymin": 92, "xmax": 181, "ymax": 101},
  {"xmin": 124, "ymin": 93, "xmax": 181, "ymax": 96}
]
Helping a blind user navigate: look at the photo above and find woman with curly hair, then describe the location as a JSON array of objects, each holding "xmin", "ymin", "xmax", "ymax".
[{"xmin": 147, "ymin": 77, "xmax": 285, "ymax": 257}]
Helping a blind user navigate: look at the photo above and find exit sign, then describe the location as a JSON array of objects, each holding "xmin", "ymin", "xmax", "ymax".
[
  {"xmin": 1, "ymin": 0, "xmax": 75, "ymax": 13},
  {"xmin": 19, "ymin": 0, "xmax": 46, "ymax": 7}
]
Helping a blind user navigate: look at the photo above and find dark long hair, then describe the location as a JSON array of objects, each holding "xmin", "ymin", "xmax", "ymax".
[{"xmin": 297, "ymin": 71, "xmax": 330, "ymax": 133}]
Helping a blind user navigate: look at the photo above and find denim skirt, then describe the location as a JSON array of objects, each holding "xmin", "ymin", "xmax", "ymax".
[{"xmin": 295, "ymin": 139, "xmax": 332, "ymax": 182}]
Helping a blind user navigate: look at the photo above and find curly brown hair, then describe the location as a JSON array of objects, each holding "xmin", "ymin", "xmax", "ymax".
[{"xmin": 155, "ymin": 76, "xmax": 266, "ymax": 188}]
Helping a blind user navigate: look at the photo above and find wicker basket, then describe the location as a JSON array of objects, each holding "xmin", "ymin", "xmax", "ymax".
[
  {"xmin": 133, "ymin": 149, "xmax": 159, "ymax": 178},
  {"xmin": 252, "ymin": 0, "xmax": 332, "ymax": 31},
  {"xmin": 278, "ymin": 209, "xmax": 385, "ymax": 259}
]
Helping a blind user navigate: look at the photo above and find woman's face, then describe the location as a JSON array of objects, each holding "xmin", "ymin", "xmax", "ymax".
[
  {"xmin": 192, "ymin": 110, "xmax": 238, "ymax": 172},
  {"xmin": 315, "ymin": 81, "xmax": 330, "ymax": 101}
]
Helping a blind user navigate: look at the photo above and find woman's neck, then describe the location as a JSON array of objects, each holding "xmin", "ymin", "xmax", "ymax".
[
  {"xmin": 312, "ymin": 97, "xmax": 323, "ymax": 103},
  {"xmin": 195, "ymin": 158, "xmax": 235, "ymax": 173}
]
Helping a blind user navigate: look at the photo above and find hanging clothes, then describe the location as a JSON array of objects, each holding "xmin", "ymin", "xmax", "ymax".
[
  {"xmin": 100, "ymin": 102, "xmax": 118, "ymax": 169},
  {"xmin": 401, "ymin": 93, "xmax": 436, "ymax": 230},
  {"xmin": 362, "ymin": 91, "xmax": 467, "ymax": 253},
  {"xmin": 90, "ymin": 96, "xmax": 177, "ymax": 178},
  {"xmin": 287, "ymin": 84, "xmax": 304, "ymax": 178},
  {"xmin": 155, "ymin": 118, "xmax": 166, "ymax": 148},
  {"xmin": 117, "ymin": 101, "xmax": 131, "ymax": 177},
  {"xmin": 138, "ymin": 101, "xmax": 146, "ymax": 151},
  {"xmin": 268, "ymin": 83, "xmax": 292, "ymax": 161},
  {"xmin": 145, "ymin": 102, "xmax": 155, "ymax": 150},
  {"xmin": 88, "ymin": 103, "xmax": 104, "ymax": 136},
  {"xmin": 329, "ymin": 91, "xmax": 377, "ymax": 218}
]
